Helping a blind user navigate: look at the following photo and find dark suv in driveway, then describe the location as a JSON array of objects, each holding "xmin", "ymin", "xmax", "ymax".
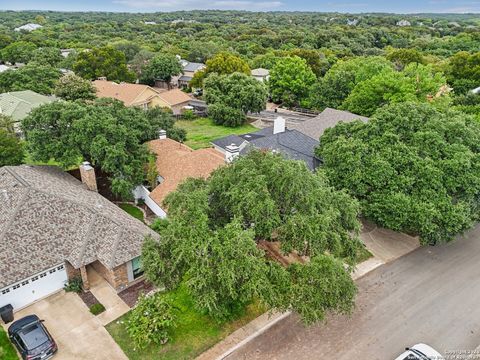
[{"xmin": 8, "ymin": 315, "xmax": 57, "ymax": 360}]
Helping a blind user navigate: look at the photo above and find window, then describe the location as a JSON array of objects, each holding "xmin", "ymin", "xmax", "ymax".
[
  {"xmin": 1, "ymin": 288, "xmax": 10, "ymax": 294},
  {"xmin": 21, "ymin": 280, "xmax": 29, "ymax": 286},
  {"xmin": 49, "ymin": 268, "xmax": 56, "ymax": 274},
  {"xmin": 13, "ymin": 284, "xmax": 20, "ymax": 290},
  {"xmin": 40, "ymin": 273, "xmax": 47, "ymax": 278},
  {"xmin": 131, "ymin": 257, "xmax": 144, "ymax": 279},
  {"xmin": 31, "ymin": 276, "xmax": 39, "ymax": 282},
  {"xmin": 57, "ymin": 265, "xmax": 64, "ymax": 270}
]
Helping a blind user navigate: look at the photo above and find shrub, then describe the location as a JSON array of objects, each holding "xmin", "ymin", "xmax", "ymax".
[
  {"xmin": 64, "ymin": 277, "xmax": 83, "ymax": 293},
  {"xmin": 182, "ymin": 109, "xmax": 196, "ymax": 121},
  {"xmin": 126, "ymin": 292, "xmax": 176, "ymax": 348},
  {"xmin": 90, "ymin": 303, "xmax": 106, "ymax": 315}
]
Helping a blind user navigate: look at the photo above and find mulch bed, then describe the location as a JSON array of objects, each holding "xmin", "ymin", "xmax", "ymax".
[
  {"xmin": 78, "ymin": 290, "xmax": 100, "ymax": 309},
  {"xmin": 118, "ymin": 280, "xmax": 155, "ymax": 308}
]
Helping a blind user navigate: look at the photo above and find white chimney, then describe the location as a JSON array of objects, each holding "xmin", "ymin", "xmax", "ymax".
[
  {"xmin": 159, "ymin": 129, "xmax": 167, "ymax": 140},
  {"xmin": 79, "ymin": 161, "xmax": 98, "ymax": 192},
  {"xmin": 273, "ymin": 116, "xmax": 286, "ymax": 134},
  {"xmin": 225, "ymin": 143, "xmax": 240, "ymax": 163}
]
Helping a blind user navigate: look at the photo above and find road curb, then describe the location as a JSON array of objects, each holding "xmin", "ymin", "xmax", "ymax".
[{"xmin": 215, "ymin": 311, "xmax": 292, "ymax": 360}]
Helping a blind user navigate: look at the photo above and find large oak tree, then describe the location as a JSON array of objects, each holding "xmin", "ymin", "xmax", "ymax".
[{"xmin": 143, "ymin": 151, "xmax": 361, "ymax": 323}]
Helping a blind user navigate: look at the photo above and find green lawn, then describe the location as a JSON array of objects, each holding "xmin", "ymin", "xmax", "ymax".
[
  {"xmin": 119, "ymin": 203, "xmax": 145, "ymax": 222},
  {"xmin": 106, "ymin": 285, "xmax": 265, "ymax": 360},
  {"xmin": 0, "ymin": 327, "xmax": 18, "ymax": 360},
  {"xmin": 176, "ymin": 118, "xmax": 257, "ymax": 150}
]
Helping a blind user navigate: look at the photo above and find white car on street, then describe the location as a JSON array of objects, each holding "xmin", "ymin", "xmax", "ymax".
[{"xmin": 395, "ymin": 343, "xmax": 443, "ymax": 360}]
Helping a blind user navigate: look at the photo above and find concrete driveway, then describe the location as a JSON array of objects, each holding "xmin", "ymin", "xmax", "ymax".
[
  {"xmin": 2, "ymin": 291, "xmax": 127, "ymax": 360},
  {"xmin": 226, "ymin": 224, "xmax": 480, "ymax": 360}
]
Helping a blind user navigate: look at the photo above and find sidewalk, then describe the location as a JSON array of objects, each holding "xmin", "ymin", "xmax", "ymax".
[
  {"xmin": 87, "ymin": 268, "xmax": 130, "ymax": 326},
  {"xmin": 196, "ymin": 223, "xmax": 420, "ymax": 360}
]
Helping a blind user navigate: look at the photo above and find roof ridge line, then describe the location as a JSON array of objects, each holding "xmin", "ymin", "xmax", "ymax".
[
  {"xmin": 4, "ymin": 166, "xmax": 29, "ymax": 187},
  {"xmin": 73, "ymin": 212, "xmax": 98, "ymax": 269},
  {"xmin": 109, "ymin": 227, "xmax": 124, "ymax": 269}
]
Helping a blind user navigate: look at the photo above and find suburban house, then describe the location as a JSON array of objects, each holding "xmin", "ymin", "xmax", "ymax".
[
  {"xmin": 93, "ymin": 79, "xmax": 192, "ymax": 114},
  {"xmin": 212, "ymin": 117, "xmax": 321, "ymax": 171},
  {"xmin": 0, "ymin": 90, "xmax": 54, "ymax": 133},
  {"xmin": 0, "ymin": 163, "xmax": 158, "ymax": 311},
  {"xmin": 14, "ymin": 23, "xmax": 43, "ymax": 32},
  {"xmin": 290, "ymin": 107, "xmax": 369, "ymax": 141},
  {"xmin": 154, "ymin": 58, "xmax": 206, "ymax": 89},
  {"xmin": 0, "ymin": 64, "xmax": 11, "ymax": 73},
  {"xmin": 134, "ymin": 130, "xmax": 225, "ymax": 217},
  {"xmin": 178, "ymin": 59, "xmax": 205, "ymax": 88},
  {"xmin": 251, "ymin": 68, "xmax": 270, "ymax": 82},
  {"xmin": 156, "ymin": 88, "xmax": 192, "ymax": 115}
]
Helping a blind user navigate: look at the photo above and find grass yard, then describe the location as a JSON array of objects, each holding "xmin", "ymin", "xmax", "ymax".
[
  {"xmin": 119, "ymin": 203, "xmax": 145, "ymax": 222},
  {"xmin": 356, "ymin": 246, "xmax": 373, "ymax": 263},
  {"xmin": 176, "ymin": 118, "xmax": 257, "ymax": 150},
  {"xmin": 0, "ymin": 327, "xmax": 18, "ymax": 360},
  {"xmin": 106, "ymin": 285, "xmax": 265, "ymax": 360}
]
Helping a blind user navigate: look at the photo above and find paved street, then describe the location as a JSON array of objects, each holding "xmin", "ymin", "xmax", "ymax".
[{"xmin": 227, "ymin": 224, "xmax": 480, "ymax": 360}]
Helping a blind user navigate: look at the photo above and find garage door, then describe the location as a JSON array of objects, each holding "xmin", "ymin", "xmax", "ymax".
[{"xmin": 0, "ymin": 264, "xmax": 68, "ymax": 311}]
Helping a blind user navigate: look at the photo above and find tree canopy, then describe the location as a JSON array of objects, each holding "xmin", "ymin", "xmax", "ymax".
[
  {"xmin": 140, "ymin": 53, "xmax": 183, "ymax": 86},
  {"xmin": 341, "ymin": 63, "xmax": 448, "ymax": 116},
  {"xmin": 204, "ymin": 72, "xmax": 268, "ymax": 126},
  {"xmin": 190, "ymin": 52, "xmax": 250, "ymax": 88},
  {"xmin": 143, "ymin": 151, "xmax": 361, "ymax": 323},
  {"xmin": 22, "ymin": 99, "xmax": 182, "ymax": 198},
  {"xmin": 317, "ymin": 102, "xmax": 480, "ymax": 244},
  {"xmin": 0, "ymin": 41, "xmax": 37, "ymax": 64},
  {"xmin": 268, "ymin": 56, "xmax": 316, "ymax": 107},
  {"xmin": 0, "ymin": 64, "xmax": 61, "ymax": 94},
  {"xmin": 54, "ymin": 73, "xmax": 96, "ymax": 101},
  {"xmin": 0, "ymin": 130, "xmax": 25, "ymax": 166},
  {"xmin": 73, "ymin": 46, "xmax": 135, "ymax": 82},
  {"xmin": 309, "ymin": 56, "xmax": 392, "ymax": 110}
]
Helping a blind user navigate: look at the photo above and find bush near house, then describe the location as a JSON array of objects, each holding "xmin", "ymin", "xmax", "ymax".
[
  {"xmin": 89, "ymin": 303, "xmax": 106, "ymax": 315},
  {"xmin": 64, "ymin": 277, "xmax": 83, "ymax": 293}
]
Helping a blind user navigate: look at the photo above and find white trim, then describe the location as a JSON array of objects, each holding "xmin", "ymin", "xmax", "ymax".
[{"xmin": 133, "ymin": 185, "xmax": 167, "ymax": 218}]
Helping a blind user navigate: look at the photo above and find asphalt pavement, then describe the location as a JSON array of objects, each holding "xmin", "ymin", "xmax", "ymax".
[{"xmin": 227, "ymin": 224, "xmax": 480, "ymax": 360}]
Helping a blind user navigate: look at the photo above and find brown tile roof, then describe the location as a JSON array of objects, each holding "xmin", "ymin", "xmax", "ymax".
[
  {"xmin": 0, "ymin": 165, "xmax": 159, "ymax": 288},
  {"xmin": 157, "ymin": 88, "xmax": 192, "ymax": 106},
  {"xmin": 93, "ymin": 80, "xmax": 159, "ymax": 106},
  {"xmin": 148, "ymin": 138, "xmax": 225, "ymax": 207}
]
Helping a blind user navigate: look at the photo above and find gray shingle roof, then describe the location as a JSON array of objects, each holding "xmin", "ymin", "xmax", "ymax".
[
  {"xmin": 291, "ymin": 108, "xmax": 369, "ymax": 141},
  {"xmin": 211, "ymin": 134, "xmax": 246, "ymax": 149},
  {"xmin": 178, "ymin": 75, "xmax": 193, "ymax": 82},
  {"xmin": 213, "ymin": 128, "xmax": 320, "ymax": 171},
  {"xmin": 183, "ymin": 62, "xmax": 205, "ymax": 72},
  {"xmin": 0, "ymin": 165, "xmax": 158, "ymax": 288}
]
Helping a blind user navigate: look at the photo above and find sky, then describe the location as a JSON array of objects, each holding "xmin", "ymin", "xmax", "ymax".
[{"xmin": 1, "ymin": 0, "xmax": 479, "ymax": 13}]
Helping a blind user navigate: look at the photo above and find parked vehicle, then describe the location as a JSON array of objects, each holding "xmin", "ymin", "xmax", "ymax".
[
  {"xmin": 8, "ymin": 315, "xmax": 57, "ymax": 360},
  {"xmin": 395, "ymin": 343, "xmax": 443, "ymax": 360}
]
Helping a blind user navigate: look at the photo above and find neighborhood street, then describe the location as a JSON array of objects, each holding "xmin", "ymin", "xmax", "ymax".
[{"xmin": 227, "ymin": 224, "xmax": 480, "ymax": 360}]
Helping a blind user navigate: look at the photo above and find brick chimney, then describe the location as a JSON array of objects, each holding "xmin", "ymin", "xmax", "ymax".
[
  {"xmin": 79, "ymin": 161, "xmax": 98, "ymax": 192},
  {"xmin": 158, "ymin": 129, "xmax": 167, "ymax": 140},
  {"xmin": 225, "ymin": 143, "xmax": 240, "ymax": 163}
]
